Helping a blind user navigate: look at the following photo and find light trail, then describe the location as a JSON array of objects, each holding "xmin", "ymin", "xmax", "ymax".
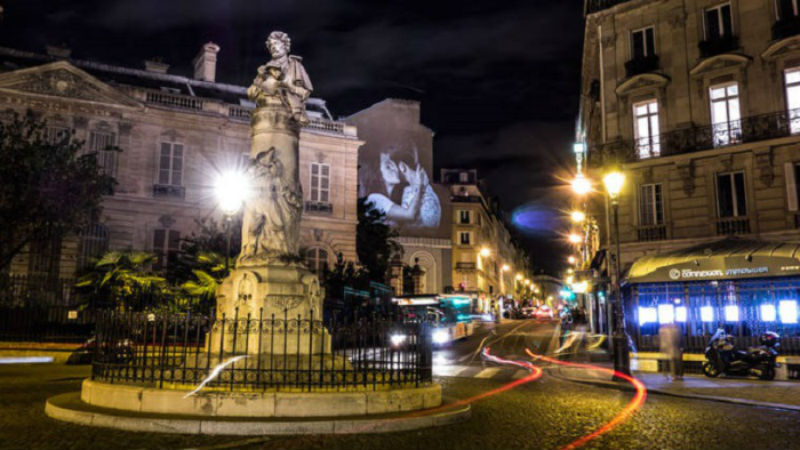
[
  {"xmin": 525, "ymin": 349, "xmax": 647, "ymax": 450},
  {"xmin": 183, "ymin": 355, "xmax": 249, "ymax": 398}
]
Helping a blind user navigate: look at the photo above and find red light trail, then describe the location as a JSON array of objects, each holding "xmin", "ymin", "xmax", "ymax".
[{"xmin": 526, "ymin": 349, "xmax": 647, "ymax": 450}]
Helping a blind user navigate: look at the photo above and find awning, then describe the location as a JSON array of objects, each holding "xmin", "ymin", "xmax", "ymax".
[{"xmin": 625, "ymin": 238, "xmax": 800, "ymax": 283}]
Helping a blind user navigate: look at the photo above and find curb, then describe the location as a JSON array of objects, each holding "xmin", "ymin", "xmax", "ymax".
[
  {"xmin": 547, "ymin": 367, "xmax": 800, "ymax": 412},
  {"xmin": 45, "ymin": 392, "xmax": 472, "ymax": 435}
]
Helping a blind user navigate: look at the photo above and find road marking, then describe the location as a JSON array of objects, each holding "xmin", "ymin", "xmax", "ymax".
[
  {"xmin": 474, "ymin": 368, "xmax": 501, "ymax": 378},
  {"xmin": 512, "ymin": 369, "xmax": 529, "ymax": 379}
]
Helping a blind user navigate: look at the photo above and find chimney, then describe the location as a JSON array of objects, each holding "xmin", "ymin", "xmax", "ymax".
[
  {"xmin": 193, "ymin": 42, "xmax": 220, "ymax": 82},
  {"xmin": 45, "ymin": 44, "xmax": 71, "ymax": 59},
  {"xmin": 144, "ymin": 58, "xmax": 169, "ymax": 74}
]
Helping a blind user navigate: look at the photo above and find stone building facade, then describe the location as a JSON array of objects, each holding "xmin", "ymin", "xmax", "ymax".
[
  {"xmin": 442, "ymin": 169, "xmax": 530, "ymax": 302},
  {"xmin": 0, "ymin": 44, "xmax": 361, "ymax": 278},
  {"xmin": 580, "ymin": 0, "xmax": 800, "ymax": 268}
]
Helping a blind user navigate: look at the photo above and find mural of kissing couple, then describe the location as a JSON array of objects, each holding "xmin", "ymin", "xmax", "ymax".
[{"xmin": 363, "ymin": 144, "xmax": 442, "ymax": 231}]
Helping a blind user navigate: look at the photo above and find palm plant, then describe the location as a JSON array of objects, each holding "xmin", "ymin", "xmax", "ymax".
[{"xmin": 75, "ymin": 251, "xmax": 167, "ymax": 310}]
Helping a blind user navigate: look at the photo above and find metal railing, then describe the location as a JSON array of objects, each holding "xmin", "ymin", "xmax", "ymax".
[
  {"xmin": 625, "ymin": 55, "xmax": 660, "ymax": 78},
  {"xmin": 773, "ymin": 17, "xmax": 800, "ymax": 41},
  {"xmin": 455, "ymin": 262, "xmax": 477, "ymax": 270},
  {"xmin": 637, "ymin": 225, "xmax": 667, "ymax": 242},
  {"xmin": 698, "ymin": 35, "xmax": 739, "ymax": 58},
  {"xmin": 599, "ymin": 108, "xmax": 800, "ymax": 163},
  {"xmin": 152, "ymin": 184, "xmax": 186, "ymax": 199},
  {"xmin": 91, "ymin": 309, "xmax": 433, "ymax": 391},
  {"xmin": 716, "ymin": 216, "xmax": 751, "ymax": 235},
  {"xmin": 304, "ymin": 201, "xmax": 333, "ymax": 214},
  {"xmin": 145, "ymin": 91, "xmax": 204, "ymax": 111}
]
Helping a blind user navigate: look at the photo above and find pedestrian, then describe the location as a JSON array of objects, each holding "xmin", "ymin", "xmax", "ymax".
[{"xmin": 659, "ymin": 322, "xmax": 683, "ymax": 380}]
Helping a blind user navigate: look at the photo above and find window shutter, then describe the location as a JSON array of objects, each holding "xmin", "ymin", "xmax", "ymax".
[{"xmin": 786, "ymin": 162, "xmax": 798, "ymax": 211}]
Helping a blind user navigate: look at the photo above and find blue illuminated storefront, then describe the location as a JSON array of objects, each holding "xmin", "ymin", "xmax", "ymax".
[{"xmin": 625, "ymin": 239, "xmax": 800, "ymax": 355}]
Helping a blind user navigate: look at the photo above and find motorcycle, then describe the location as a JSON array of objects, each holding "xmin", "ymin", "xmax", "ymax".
[{"xmin": 702, "ymin": 328, "xmax": 780, "ymax": 380}]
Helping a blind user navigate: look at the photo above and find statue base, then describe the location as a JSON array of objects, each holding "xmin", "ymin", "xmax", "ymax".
[{"xmin": 211, "ymin": 261, "xmax": 328, "ymax": 355}]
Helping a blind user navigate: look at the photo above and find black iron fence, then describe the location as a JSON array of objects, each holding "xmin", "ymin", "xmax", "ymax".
[{"xmin": 91, "ymin": 308, "xmax": 433, "ymax": 391}]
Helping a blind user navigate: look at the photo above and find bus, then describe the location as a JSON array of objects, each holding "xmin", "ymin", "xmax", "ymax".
[{"xmin": 392, "ymin": 294, "xmax": 475, "ymax": 345}]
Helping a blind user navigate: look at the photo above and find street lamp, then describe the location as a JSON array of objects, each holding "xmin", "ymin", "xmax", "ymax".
[
  {"xmin": 501, "ymin": 264, "xmax": 510, "ymax": 272},
  {"xmin": 603, "ymin": 170, "xmax": 630, "ymax": 376},
  {"xmin": 480, "ymin": 247, "xmax": 491, "ymax": 258},
  {"xmin": 214, "ymin": 169, "xmax": 251, "ymax": 271},
  {"xmin": 570, "ymin": 210, "xmax": 586, "ymax": 223},
  {"xmin": 567, "ymin": 233, "xmax": 582, "ymax": 244},
  {"xmin": 567, "ymin": 255, "xmax": 576, "ymax": 265},
  {"xmin": 571, "ymin": 173, "xmax": 592, "ymax": 196}
]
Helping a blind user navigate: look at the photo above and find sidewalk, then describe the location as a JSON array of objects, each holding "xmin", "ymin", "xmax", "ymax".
[{"xmin": 550, "ymin": 362, "xmax": 800, "ymax": 411}]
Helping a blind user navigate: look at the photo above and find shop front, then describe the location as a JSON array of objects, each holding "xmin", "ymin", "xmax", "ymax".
[{"xmin": 625, "ymin": 239, "xmax": 800, "ymax": 364}]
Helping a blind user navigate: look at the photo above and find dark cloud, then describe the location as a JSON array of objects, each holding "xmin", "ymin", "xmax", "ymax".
[{"xmin": 0, "ymin": 0, "xmax": 584, "ymax": 273}]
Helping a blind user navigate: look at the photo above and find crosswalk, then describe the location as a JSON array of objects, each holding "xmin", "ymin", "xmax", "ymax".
[{"xmin": 433, "ymin": 364, "xmax": 531, "ymax": 382}]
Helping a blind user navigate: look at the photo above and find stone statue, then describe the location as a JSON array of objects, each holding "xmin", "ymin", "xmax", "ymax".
[
  {"xmin": 238, "ymin": 31, "xmax": 311, "ymax": 263},
  {"xmin": 247, "ymin": 31, "xmax": 313, "ymax": 125}
]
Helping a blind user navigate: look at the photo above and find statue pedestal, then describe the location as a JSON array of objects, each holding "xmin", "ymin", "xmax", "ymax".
[{"xmin": 211, "ymin": 262, "xmax": 330, "ymax": 356}]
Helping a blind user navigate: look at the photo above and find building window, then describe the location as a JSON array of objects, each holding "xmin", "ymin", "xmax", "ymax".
[
  {"xmin": 158, "ymin": 142, "xmax": 184, "ymax": 186},
  {"xmin": 633, "ymin": 100, "xmax": 660, "ymax": 159},
  {"xmin": 639, "ymin": 184, "xmax": 664, "ymax": 226},
  {"xmin": 459, "ymin": 172, "xmax": 469, "ymax": 183},
  {"xmin": 709, "ymin": 83, "xmax": 741, "ymax": 147},
  {"xmin": 77, "ymin": 223, "xmax": 109, "ymax": 270},
  {"xmin": 777, "ymin": 0, "xmax": 800, "ymax": 20},
  {"xmin": 305, "ymin": 247, "xmax": 329, "ymax": 274},
  {"xmin": 786, "ymin": 68, "xmax": 800, "ymax": 134},
  {"xmin": 153, "ymin": 229, "xmax": 180, "ymax": 271},
  {"xmin": 706, "ymin": 3, "xmax": 733, "ymax": 39},
  {"xmin": 459, "ymin": 232, "xmax": 471, "ymax": 245},
  {"xmin": 310, "ymin": 162, "xmax": 330, "ymax": 203},
  {"xmin": 459, "ymin": 210, "xmax": 471, "ymax": 224},
  {"xmin": 631, "ymin": 26, "xmax": 655, "ymax": 59},
  {"xmin": 90, "ymin": 131, "xmax": 117, "ymax": 178},
  {"xmin": 44, "ymin": 126, "xmax": 69, "ymax": 144},
  {"xmin": 717, "ymin": 172, "xmax": 747, "ymax": 217}
]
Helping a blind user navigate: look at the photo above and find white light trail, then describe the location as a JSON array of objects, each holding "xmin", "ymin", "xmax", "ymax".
[{"xmin": 183, "ymin": 355, "xmax": 248, "ymax": 398}]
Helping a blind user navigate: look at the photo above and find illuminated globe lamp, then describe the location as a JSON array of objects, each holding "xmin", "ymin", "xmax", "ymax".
[
  {"xmin": 568, "ymin": 233, "xmax": 582, "ymax": 244},
  {"xmin": 516, "ymin": 273, "xmax": 523, "ymax": 281},
  {"xmin": 567, "ymin": 255, "xmax": 577, "ymax": 265},
  {"xmin": 571, "ymin": 173, "xmax": 592, "ymax": 196},
  {"xmin": 480, "ymin": 247, "xmax": 491, "ymax": 258},
  {"xmin": 570, "ymin": 210, "xmax": 586, "ymax": 223},
  {"xmin": 214, "ymin": 169, "xmax": 252, "ymax": 270},
  {"xmin": 501, "ymin": 264, "xmax": 510, "ymax": 272}
]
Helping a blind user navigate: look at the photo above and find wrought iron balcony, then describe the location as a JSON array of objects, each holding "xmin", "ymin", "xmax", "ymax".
[
  {"xmin": 152, "ymin": 184, "xmax": 185, "ymax": 199},
  {"xmin": 304, "ymin": 201, "xmax": 333, "ymax": 214},
  {"xmin": 698, "ymin": 35, "xmax": 739, "ymax": 58},
  {"xmin": 637, "ymin": 225, "xmax": 667, "ymax": 242},
  {"xmin": 716, "ymin": 217, "xmax": 751, "ymax": 235},
  {"xmin": 625, "ymin": 55, "xmax": 660, "ymax": 78},
  {"xmin": 773, "ymin": 17, "xmax": 800, "ymax": 41},
  {"xmin": 599, "ymin": 108, "xmax": 800, "ymax": 163}
]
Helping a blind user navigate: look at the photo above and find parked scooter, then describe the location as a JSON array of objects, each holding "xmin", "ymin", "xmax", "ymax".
[{"xmin": 702, "ymin": 328, "xmax": 780, "ymax": 380}]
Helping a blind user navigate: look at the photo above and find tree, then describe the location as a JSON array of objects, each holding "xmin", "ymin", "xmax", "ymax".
[
  {"xmin": 0, "ymin": 111, "xmax": 116, "ymax": 270},
  {"xmin": 74, "ymin": 251, "xmax": 167, "ymax": 310},
  {"xmin": 355, "ymin": 197, "xmax": 402, "ymax": 283}
]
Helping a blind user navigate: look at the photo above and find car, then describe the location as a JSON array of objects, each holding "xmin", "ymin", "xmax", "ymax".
[
  {"xmin": 520, "ymin": 307, "xmax": 536, "ymax": 318},
  {"xmin": 534, "ymin": 305, "xmax": 554, "ymax": 320}
]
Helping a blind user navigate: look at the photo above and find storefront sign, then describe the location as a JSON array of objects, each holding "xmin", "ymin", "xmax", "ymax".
[{"xmin": 668, "ymin": 267, "xmax": 768, "ymax": 280}]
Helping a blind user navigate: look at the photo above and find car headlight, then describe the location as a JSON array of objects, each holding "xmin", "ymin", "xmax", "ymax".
[
  {"xmin": 390, "ymin": 334, "xmax": 407, "ymax": 346},
  {"xmin": 432, "ymin": 329, "xmax": 449, "ymax": 344}
]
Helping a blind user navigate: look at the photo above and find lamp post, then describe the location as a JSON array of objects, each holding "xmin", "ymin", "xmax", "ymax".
[
  {"xmin": 214, "ymin": 169, "xmax": 250, "ymax": 272},
  {"xmin": 602, "ymin": 170, "xmax": 630, "ymax": 376}
]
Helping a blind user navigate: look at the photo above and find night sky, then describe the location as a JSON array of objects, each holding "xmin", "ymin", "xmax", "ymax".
[{"xmin": 0, "ymin": 0, "xmax": 585, "ymax": 274}]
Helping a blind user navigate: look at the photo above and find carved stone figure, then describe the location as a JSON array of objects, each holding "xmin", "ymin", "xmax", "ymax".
[{"xmin": 247, "ymin": 31, "xmax": 313, "ymax": 124}]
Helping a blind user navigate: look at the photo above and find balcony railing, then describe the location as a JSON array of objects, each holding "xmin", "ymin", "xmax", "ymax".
[
  {"xmin": 637, "ymin": 225, "xmax": 667, "ymax": 242},
  {"xmin": 773, "ymin": 17, "xmax": 800, "ymax": 41},
  {"xmin": 625, "ymin": 55, "xmax": 660, "ymax": 78},
  {"xmin": 585, "ymin": 0, "xmax": 633, "ymax": 14},
  {"xmin": 698, "ymin": 35, "xmax": 739, "ymax": 58},
  {"xmin": 601, "ymin": 108, "xmax": 800, "ymax": 162},
  {"xmin": 716, "ymin": 217, "xmax": 751, "ymax": 235},
  {"xmin": 304, "ymin": 201, "xmax": 333, "ymax": 214},
  {"xmin": 145, "ymin": 91, "xmax": 204, "ymax": 111},
  {"xmin": 152, "ymin": 184, "xmax": 185, "ymax": 199},
  {"xmin": 456, "ymin": 262, "xmax": 477, "ymax": 270}
]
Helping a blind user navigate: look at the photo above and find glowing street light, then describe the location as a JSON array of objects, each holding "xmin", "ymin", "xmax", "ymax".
[
  {"xmin": 603, "ymin": 171, "xmax": 625, "ymax": 200},
  {"xmin": 480, "ymin": 247, "xmax": 491, "ymax": 258},
  {"xmin": 524, "ymin": 279, "xmax": 531, "ymax": 285},
  {"xmin": 516, "ymin": 273, "xmax": 523, "ymax": 281},
  {"xmin": 568, "ymin": 233, "xmax": 582, "ymax": 244},
  {"xmin": 567, "ymin": 255, "xmax": 577, "ymax": 265},
  {"xmin": 501, "ymin": 264, "xmax": 510, "ymax": 272},
  {"xmin": 214, "ymin": 169, "xmax": 251, "ymax": 270},
  {"xmin": 571, "ymin": 173, "xmax": 592, "ymax": 196},
  {"xmin": 570, "ymin": 210, "xmax": 586, "ymax": 223}
]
